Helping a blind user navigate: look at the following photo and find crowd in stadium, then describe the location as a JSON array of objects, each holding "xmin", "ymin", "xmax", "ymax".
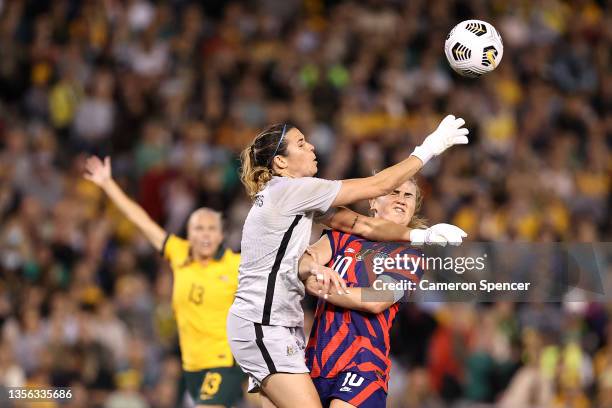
[{"xmin": 0, "ymin": 0, "xmax": 610, "ymax": 407}]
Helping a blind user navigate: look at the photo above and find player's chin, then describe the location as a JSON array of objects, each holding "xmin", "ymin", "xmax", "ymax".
[
  {"xmin": 381, "ymin": 213, "xmax": 403, "ymax": 225},
  {"xmin": 391, "ymin": 214, "xmax": 410, "ymax": 226},
  {"xmin": 196, "ymin": 247, "xmax": 216, "ymax": 259}
]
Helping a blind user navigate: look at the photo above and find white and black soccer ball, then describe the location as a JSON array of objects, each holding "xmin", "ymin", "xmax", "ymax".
[{"xmin": 444, "ymin": 20, "xmax": 503, "ymax": 78}]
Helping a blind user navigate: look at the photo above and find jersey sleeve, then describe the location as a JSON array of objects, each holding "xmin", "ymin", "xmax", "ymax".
[
  {"xmin": 276, "ymin": 177, "xmax": 342, "ymax": 215},
  {"xmin": 161, "ymin": 234, "xmax": 190, "ymax": 269}
]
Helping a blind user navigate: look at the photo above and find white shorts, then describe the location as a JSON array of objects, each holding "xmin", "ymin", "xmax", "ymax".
[{"xmin": 226, "ymin": 312, "xmax": 308, "ymax": 392}]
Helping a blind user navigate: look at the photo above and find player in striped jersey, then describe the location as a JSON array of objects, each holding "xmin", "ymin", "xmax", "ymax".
[{"xmin": 301, "ymin": 178, "xmax": 436, "ymax": 407}]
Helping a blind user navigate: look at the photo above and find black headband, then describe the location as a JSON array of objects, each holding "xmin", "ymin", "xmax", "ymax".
[{"xmin": 268, "ymin": 123, "xmax": 287, "ymax": 166}]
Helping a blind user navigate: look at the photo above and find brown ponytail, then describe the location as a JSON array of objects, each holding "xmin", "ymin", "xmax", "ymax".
[{"xmin": 240, "ymin": 123, "xmax": 293, "ymax": 198}]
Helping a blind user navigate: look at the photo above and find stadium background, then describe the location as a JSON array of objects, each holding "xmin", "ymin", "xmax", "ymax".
[{"xmin": 0, "ymin": 0, "xmax": 609, "ymax": 407}]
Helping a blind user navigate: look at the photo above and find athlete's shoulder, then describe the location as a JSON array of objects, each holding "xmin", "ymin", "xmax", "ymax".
[
  {"xmin": 269, "ymin": 176, "xmax": 336, "ymax": 193},
  {"xmin": 163, "ymin": 234, "xmax": 190, "ymax": 266},
  {"xmin": 256, "ymin": 176, "xmax": 297, "ymax": 203},
  {"xmin": 328, "ymin": 229, "xmax": 365, "ymax": 245},
  {"xmin": 221, "ymin": 249, "xmax": 241, "ymax": 268},
  {"xmin": 165, "ymin": 233, "xmax": 189, "ymax": 249},
  {"xmin": 325, "ymin": 229, "xmax": 365, "ymax": 258}
]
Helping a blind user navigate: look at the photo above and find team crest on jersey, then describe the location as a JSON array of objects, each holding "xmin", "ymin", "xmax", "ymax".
[
  {"xmin": 254, "ymin": 195, "xmax": 264, "ymax": 207},
  {"xmin": 373, "ymin": 251, "xmax": 390, "ymax": 263},
  {"xmin": 356, "ymin": 248, "xmax": 374, "ymax": 261},
  {"xmin": 286, "ymin": 344, "xmax": 298, "ymax": 356},
  {"xmin": 357, "ymin": 248, "xmax": 389, "ymax": 262}
]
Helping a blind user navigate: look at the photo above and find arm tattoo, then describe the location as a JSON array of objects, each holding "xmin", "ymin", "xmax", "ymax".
[{"xmin": 350, "ymin": 215, "xmax": 359, "ymax": 230}]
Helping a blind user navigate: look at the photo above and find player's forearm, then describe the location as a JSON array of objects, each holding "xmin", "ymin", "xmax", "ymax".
[
  {"xmin": 298, "ymin": 252, "xmax": 319, "ymax": 281},
  {"xmin": 321, "ymin": 207, "xmax": 411, "ymax": 242},
  {"xmin": 323, "ymin": 288, "xmax": 369, "ymax": 312},
  {"xmin": 101, "ymin": 179, "xmax": 166, "ymax": 250},
  {"xmin": 372, "ymin": 155, "xmax": 424, "ymax": 194},
  {"xmin": 333, "ymin": 156, "xmax": 423, "ymax": 206},
  {"xmin": 356, "ymin": 217, "xmax": 412, "ymax": 242},
  {"xmin": 304, "ymin": 276, "xmax": 392, "ymax": 313},
  {"xmin": 304, "ymin": 277, "xmax": 364, "ymax": 310},
  {"xmin": 321, "ymin": 288, "xmax": 394, "ymax": 314}
]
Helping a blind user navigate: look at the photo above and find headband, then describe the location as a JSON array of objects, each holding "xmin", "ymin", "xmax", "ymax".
[{"xmin": 268, "ymin": 123, "xmax": 287, "ymax": 167}]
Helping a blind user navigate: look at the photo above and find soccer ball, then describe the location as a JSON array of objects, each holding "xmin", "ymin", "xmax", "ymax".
[{"xmin": 444, "ymin": 20, "xmax": 503, "ymax": 78}]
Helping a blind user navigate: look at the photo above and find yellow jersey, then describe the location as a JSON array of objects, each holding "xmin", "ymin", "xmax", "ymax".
[{"xmin": 163, "ymin": 234, "xmax": 240, "ymax": 371}]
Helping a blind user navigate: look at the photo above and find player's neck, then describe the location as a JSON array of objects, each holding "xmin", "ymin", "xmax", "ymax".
[
  {"xmin": 193, "ymin": 253, "xmax": 212, "ymax": 265},
  {"xmin": 276, "ymin": 170, "xmax": 296, "ymax": 178}
]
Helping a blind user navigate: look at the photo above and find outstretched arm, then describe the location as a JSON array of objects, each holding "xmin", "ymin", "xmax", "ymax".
[
  {"xmin": 84, "ymin": 156, "xmax": 166, "ymax": 251},
  {"xmin": 318, "ymin": 207, "xmax": 468, "ymax": 245},
  {"xmin": 332, "ymin": 156, "xmax": 423, "ymax": 207},
  {"xmin": 331, "ymin": 115, "xmax": 469, "ymax": 207},
  {"xmin": 305, "ymin": 277, "xmax": 395, "ymax": 314},
  {"xmin": 319, "ymin": 207, "xmax": 412, "ymax": 241}
]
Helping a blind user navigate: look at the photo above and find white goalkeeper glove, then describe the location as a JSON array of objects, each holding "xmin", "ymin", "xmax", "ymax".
[
  {"xmin": 410, "ymin": 223, "xmax": 468, "ymax": 246},
  {"xmin": 411, "ymin": 115, "xmax": 469, "ymax": 165}
]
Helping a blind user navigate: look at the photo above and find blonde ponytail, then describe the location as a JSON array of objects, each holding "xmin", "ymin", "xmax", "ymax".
[{"xmin": 240, "ymin": 145, "xmax": 274, "ymax": 198}]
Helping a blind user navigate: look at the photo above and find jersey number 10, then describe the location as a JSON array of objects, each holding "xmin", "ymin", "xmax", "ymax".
[{"xmin": 332, "ymin": 255, "xmax": 353, "ymax": 278}]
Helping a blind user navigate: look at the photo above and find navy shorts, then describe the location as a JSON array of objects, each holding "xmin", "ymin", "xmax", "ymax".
[{"xmin": 312, "ymin": 372, "xmax": 387, "ymax": 408}]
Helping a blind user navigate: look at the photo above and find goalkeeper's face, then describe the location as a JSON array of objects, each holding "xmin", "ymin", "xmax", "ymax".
[
  {"xmin": 271, "ymin": 128, "xmax": 318, "ymax": 178},
  {"xmin": 187, "ymin": 210, "xmax": 224, "ymax": 260},
  {"xmin": 370, "ymin": 180, "xmax": 417, "ymax": 226}
]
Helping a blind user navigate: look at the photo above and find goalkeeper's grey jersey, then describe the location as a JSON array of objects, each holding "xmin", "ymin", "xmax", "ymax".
[{"xmin": 230, "ymin": 176, "xmax": 341, "ymax": 327}]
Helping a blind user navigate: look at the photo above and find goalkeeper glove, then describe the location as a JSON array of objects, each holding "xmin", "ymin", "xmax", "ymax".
[
  {"xmin": 411, "ymin": 115, "xmax": 469, "ymax": 165},
  {"xmin": 410, "ymin": 223, "xmax": 468, "ymax": 246}
]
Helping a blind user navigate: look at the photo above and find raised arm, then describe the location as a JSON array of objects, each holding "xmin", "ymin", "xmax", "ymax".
[
  {"xmin": 84, "ymin": 156, "xmax": 166, "ymax": 251},
  {"xmin": 331, "ymin": 115, "xmax": 468, "ymax": 207}
]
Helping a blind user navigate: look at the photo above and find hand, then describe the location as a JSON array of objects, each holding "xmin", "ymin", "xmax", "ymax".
[
  {"xmin": 309, "ymin": 264, "xmax": 350, "ymax": 299},
  {"xmin": 410, "ymin": 223, "xmax": 467, "ymax": 246},
  {"xmin": 304, "ymin": 275, "xmax": 321, "ymax": 296},
  {"xmin": 84, "ymin": 156, "xmax": 112, "ymax": 188},
  {"xmin": 411, "ymin": 115, "xmax": 469, "ymax": 165}
]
